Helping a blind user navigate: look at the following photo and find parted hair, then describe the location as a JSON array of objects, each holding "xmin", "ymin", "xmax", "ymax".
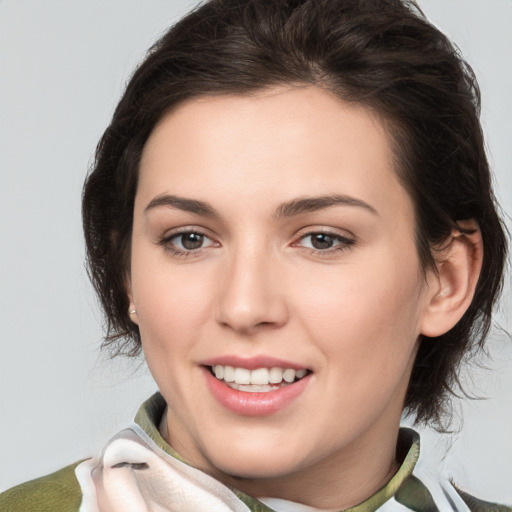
[{"xmin": 82, "ymin": 0, "xmax": 508, "ymax": 427}]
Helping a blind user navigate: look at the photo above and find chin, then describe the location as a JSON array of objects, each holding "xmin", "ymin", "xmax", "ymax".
[{"xmin": 205, "ymin": 446, "xmax": 304, "ymax": 481}]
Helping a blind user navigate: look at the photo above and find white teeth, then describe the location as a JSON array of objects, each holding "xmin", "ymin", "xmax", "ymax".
[
  {"xmin": 250, "ymin": 368, "xmax": 269, "ymax": 385},
  {"xmin": 211, "ymin": 365, "xmax": 308, "ymax": 388},
  {"xmin": 283, "ymin": 369, "xmax": 295, "ymax": 383},
  {"xmin": 234, "ymin": 367, "xmax": 251, "ymax": 385},
  {"xmin": 269, "ymin": 367, "xmax": 283, "ymax": 383},
  {"xmin": 214, "ymin": 365, "xmax": 224, "ymax": 379},
  {"xmin": 223, "ymin": 366, "xmax": 235, "ymax": 382},
  {"xmin": 229, "ymin": 383, "xmax": 280, "ymax": 392}
]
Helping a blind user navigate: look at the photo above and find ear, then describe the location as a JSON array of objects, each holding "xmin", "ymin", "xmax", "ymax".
[
  {"xmin": 125, "ymin": 275, "xmax": 139, "ymax": 325},
  {"xmin": 420, "ymin": 220, "xmax": 483, "ymax": 337}
]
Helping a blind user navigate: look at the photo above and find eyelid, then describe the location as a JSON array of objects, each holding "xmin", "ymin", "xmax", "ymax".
[
  {"xmin": 157, "ymin": 226, "xmax": 220, "ymax": 256},
  {"xmin": 291, "ymin": 227, "xmax": 356, "ymax": 253},
  {"xmin": 156, "ymin": 225, "xmax": 355, "ymax": 257},
  {"xmin": 293, "ymin": 225, "xmax": 355, "ymax": 241}
]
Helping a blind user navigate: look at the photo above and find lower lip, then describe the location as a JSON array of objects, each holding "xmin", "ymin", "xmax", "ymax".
[{"xmin": 202, "ymin": 367, "xmax": 311, "ymax": 416}]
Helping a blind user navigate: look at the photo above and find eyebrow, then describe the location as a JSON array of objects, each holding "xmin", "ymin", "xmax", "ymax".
[
  {"xmin": 144, "ymin": 193, "xmax": 378, "ymax": 218},
  {"xmin": 144, "ymin": 194, "xmax": 220, "ymax": 218},
  {"xmin": 274, "ymin": 194, "xmax": 378, "ymax": 218}
]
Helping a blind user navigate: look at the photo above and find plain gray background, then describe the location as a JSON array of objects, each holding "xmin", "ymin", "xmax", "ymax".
[{"xmin": 1, "ymin": 0, "xmax": 511, "ymax": 502}]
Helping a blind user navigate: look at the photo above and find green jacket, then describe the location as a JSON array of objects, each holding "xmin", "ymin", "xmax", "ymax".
[{"xmin": 1, "ymin": 393, "xmax": 510, "ymax": 512}]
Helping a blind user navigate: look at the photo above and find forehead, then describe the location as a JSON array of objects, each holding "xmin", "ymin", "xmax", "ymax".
[{"xmin": 137, "ymin": 86, "xmax": 412, "ymax": 223}]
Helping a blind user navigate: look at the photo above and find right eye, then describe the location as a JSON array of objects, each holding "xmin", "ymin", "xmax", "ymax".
[
  {"xmin": 172, "ymin": 232, "xmax": 209, "ymax": 250},
  {"xmin": 160, "ymin": 230, "xmax": 217, "ymax": 256}
]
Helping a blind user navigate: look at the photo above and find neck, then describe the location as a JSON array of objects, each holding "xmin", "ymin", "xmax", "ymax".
[
  {"xmin": 159, "ymin": 402, "xmax": 406, "ymax": 510},
  {"xmin": 220, "ymin": 423, "xmax": 402, "ymax": 510}
]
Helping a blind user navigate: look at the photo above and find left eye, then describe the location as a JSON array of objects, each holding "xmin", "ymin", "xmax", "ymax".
[
  {"xmin": 169, "ymin": 232, "xmax": 215, "ymax": 251},
  {"xmin": 298, "ymin": 233, "xmax": 352, "ymax": 250}
]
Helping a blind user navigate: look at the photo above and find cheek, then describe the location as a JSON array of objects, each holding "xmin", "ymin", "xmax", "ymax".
[
  {"xmin": 130, "ymin": 250, "xmax": 215, "ymax": 359},
  {"xmin": 132, "ymin": 268, "xmax": 218, "ymax": 403},
  {"xmin": 292, "ymin": 251, "xmax": 425, "ymax": 373},
  {"xmin": 291, "ymin": 258, "xmax": 424, "ymax": 434}
]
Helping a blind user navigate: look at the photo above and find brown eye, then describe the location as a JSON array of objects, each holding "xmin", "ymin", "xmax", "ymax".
[
  {"xmin": 310, "ymin": 233, "xmax": 335, "ymax": 249},
  {"xmin": 160, "ymin": 229, "xmax": 218, "ymax": 256},
  {"xmin": 178, "ymin": 232, "xmax": 205, "ymax": 250},
  {"xmin": 297, "ymin": 232, "xmax": 355, "ymax": 252}
]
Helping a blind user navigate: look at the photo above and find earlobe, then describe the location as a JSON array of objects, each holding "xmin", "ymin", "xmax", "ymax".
[
  {"xmin": 420, "ymin": 221, "xmax": 483, "ymax": 338},
  {"xmin": 125, "ymin": 277, "xmax": 139, "ymax": 325},
  {"xmin": 128, "ymin": 304, "xmax": 139, "ymax": 324}
]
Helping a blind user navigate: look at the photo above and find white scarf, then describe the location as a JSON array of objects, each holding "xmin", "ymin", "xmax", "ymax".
[{"xmin": 74, "ymin": 422, "xmax": 471, "ymax": 512}]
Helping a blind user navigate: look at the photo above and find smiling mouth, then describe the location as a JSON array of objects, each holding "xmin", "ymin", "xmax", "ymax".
[{"xmin": 208, "ymin": 365, "xmax": 310, "ymax": 393}]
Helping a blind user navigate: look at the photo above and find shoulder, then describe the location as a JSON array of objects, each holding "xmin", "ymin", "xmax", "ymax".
[
  {"xmin": 0, "ymin": 461, "xmax": 85, "ymax": 512},
  {"xmin": 455, "ymin": 487, "xmax": 512, "ymax": 512}
]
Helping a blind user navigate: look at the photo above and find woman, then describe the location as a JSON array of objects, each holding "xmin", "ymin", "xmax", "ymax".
[{"xmin": 1, "ymin": 0, "xmax": 510, "ymax": 510}]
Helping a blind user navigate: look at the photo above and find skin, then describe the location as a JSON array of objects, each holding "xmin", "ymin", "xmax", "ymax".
[{"xmin": 127, "ymin": 86, "xmax": 479, "ymax": 509}]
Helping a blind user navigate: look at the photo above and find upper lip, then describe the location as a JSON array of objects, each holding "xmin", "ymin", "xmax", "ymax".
[{"xmin": 200, "ymin": 355, "xmax": 310, "ymax": 371}]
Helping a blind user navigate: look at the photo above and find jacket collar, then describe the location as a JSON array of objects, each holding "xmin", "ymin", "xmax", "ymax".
[{"xmin": 134, "ymin": 392, "xmax": 425, "ymax": 512}]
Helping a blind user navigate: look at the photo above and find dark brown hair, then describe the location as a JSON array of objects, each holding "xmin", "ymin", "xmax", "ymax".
[{"xmin": 82, "ymin": 0, "xmax": 508, "ymax": 426}]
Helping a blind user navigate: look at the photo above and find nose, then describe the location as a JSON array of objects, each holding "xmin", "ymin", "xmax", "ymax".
[{"xmin": 215, "ymin": 246, "xmax": 289, "ymax": 335}]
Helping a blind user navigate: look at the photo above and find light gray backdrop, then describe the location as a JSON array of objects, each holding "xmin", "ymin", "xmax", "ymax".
[{"xmin": 1, "ymin": 0, "xmax": 511, "ymax": 503}]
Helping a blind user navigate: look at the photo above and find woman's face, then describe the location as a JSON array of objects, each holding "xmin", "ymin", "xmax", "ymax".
[{"xmin": 129, "ymin": 86, "xmax": 435, "ymax": 492}]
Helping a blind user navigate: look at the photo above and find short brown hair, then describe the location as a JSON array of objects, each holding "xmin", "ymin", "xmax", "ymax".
[{"xmin": 82, "ymin": 0, "xmax": 508, "ymax": 426}]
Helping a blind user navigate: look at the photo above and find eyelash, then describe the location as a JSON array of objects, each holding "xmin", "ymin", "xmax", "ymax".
[
  {"xmin": 158, "ymin": 229, "xmax": 355, "ymax": 258},
  {"xmin": 295, "ymin": 232, "xmax": 355, "ymax": 255},
  {"xmin": 158, "ymin": 229, "xmax": 217, "ymax": 258}
]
